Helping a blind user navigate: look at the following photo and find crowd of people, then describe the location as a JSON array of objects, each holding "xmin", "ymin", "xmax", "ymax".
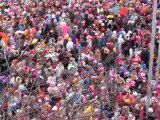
[{"xmin": 0, "ymin": 0, "xmax": 160, "ymax": 119}]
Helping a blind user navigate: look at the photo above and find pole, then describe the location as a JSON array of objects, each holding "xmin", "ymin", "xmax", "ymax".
[
  {"xmin": 146, "ymin": 0, "xmax": 157, "ymax": 115},
  {"xmin": 156, "ymin": 35, "xmax": 160, "ymax": 84}
]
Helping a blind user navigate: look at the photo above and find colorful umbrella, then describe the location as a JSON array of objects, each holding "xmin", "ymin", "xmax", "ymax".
[
  {"xmin": 113, "ymin": 5, "xmax": 120, "ymax": 14},
  {"xmin": 118, "ymin": 7, "xmax": 128, "ymax": 15},
  {"xmin": 107, "ymin": 15, "xmax": 114, "ymax": 19}
]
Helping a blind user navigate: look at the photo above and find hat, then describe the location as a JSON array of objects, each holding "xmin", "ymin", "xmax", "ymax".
[
  {"xmin": 98, "ymin": 20, "xmax": 102, "ymax": 24},
  {"xmin": 61, "ymin": 13, "xmax": 66, "ymax": 18},
  {"xmin": 94, "ymin": 108, "xmax": 100, "ymax": 113},
  {"xmin": 124, "ymin": 71, "xmax": 130, "ymax": 77},
  {"xmin": 18, "ymin": 84, "xmax": 26, "ymax": 91},
  {"xmin": 100, "ymin": 8, "xmax": 104, "ymax": 13},
  {"xmin": 148, "ymin": 107, "xmax": 153, "ymax": 113},
  {"xmin": 47, "ymin": 87, "xmax": 54, "ymax": 94},
  {"xmin": 29, "ymin": 50, "xmax": 34, "ymax": 54},
  {"xmin": 50, "ymin": 83, "xmax": 56, "ymax": 87},
  {"xmin": 101, "ymin": 23, "xmax": 105, "ymax": 26},
  {"xmin": 64, "ymin": 34, "xmax": 69, "ymax": 39},
  {"xmin": 52, "ymin": 14, "xmax": 55, "ymax": 18},
  {"xmin": 156, "ymin": 84, "xmax": 160, "ymax": 92},
  {"xmin": 93, "ymin": 60, "xmax": 98, "ymax": 64},
  {"xmin": 97, "ymin": 67, "xmax": 105, "ymax": 73},
  {"xmin": 151, "ymin": 97, "xmax": 157, "ymax": 103},
  {"xmin": 91, "ymin": 76, "xmax": 98, "ymax": 80},
  {"xmin": 16, "ymin": 109, "xmax": 22, "ymax": 114},
  {"xmin": 12, "ymin": 59, "xmax": 17, "ymax": 64},
  {"xmin": 132, "ymin": 91, "xmax": 138, "ymax": 97},
  {"xmin": 68, "ymin": 63, "xmax": 75, "ymax": 71},
  {"xmin": 52, "ymin": 106, "xmax": 58, "ymax": 111},
  {"xmin": 38, "ymin": 99, "xmax": 42, "ymax": 103}
]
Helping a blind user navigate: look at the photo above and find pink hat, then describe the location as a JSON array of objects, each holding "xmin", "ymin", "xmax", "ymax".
[
  {"xmin": 97, "ymin": 67, "xmax": 105, "ymax": 73},
  {"xmin": 22, "ymin": 66, "xmax": 30, "ymax": 71},
  {"xmin": 32, "ymin": 70, "xmax": 37, "ymax": 76},
  {"xmin": 50, "ymin": 83, "xmax": 56, "ymax": 87},
  {"xmin": 156, "ymin": 84, "xmax": 160, "ymax": 92},
  {"xmin": 116, "ymin": 92, "xmax": 124, "ymax": 98},
  {"xmin": 91, "ymin": 76, "xmax": 98, "ymax": 80},
  {"xmin": 31, "ymin": 27, "xmax": 36, "ymax": 35},
  {"xmin": 29, "ymin": 50, "xmax": 34, "ymax": 54},
  {"xmin": 119, "ymin": 116, "xmax": 126, "ymax": 120},
  {"xmin": 75, "ymin": 11, "xmax": 80, "ymax": 15},
  {"xmin": 89, "ymin": 85, "xmax": 95, "ymax": 91}
]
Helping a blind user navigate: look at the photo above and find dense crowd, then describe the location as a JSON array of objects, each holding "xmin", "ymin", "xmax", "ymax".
[{"xmin": 0, "ymin": 0, "xmax": 160, "ymax": 120}]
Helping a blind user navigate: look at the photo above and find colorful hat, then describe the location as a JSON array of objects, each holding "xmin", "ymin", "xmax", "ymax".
[{"xmin": 64, "ymin": 34, "xmax": 69, "ymax": 39}]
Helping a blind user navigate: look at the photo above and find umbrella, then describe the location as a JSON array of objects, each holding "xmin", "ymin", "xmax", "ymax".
[
  {"xmin": 15, "ymin": 30, "xmax": 24, "ymax": 34},
  {"xmin": 107, "ymin": 15, "xmax": 114, "ymax": 19},
  {"xmin": 118, "ymin": 7, "xmax": 128, "ymax": 15},
  {"xmin": 113, "ymin": 5, "xmax": 120, "ymax": 14}
]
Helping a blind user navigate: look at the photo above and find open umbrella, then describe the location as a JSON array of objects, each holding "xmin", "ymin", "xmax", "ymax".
[
  {"xmin": 15, "ymin": 30, "xmax": 25, "ymax": 34},
  {"xmin": 113, "ymin": 5, "xmax": 120, "ymax": 14},
  {"xmin": 107, "ymin": 15, "xmax": 114, "ymax": 19},
  {"xmin": 118, "ymin": 7, "xmax": 128, "ymax": 15}
]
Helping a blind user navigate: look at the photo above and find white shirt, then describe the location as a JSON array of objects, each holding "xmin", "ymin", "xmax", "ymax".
[
  {"xmin": 87, "ymin": 39, "xmax": 92, "ymax": 47},
  {"xmin": 55, "ymin": 64, "xmax": 64, "ymax": 77},
  {"xmin": 118, "ymin": 36, "xmax": 124, "ymax": 45},
  {"xmin": 66, "ymin": 40, "xmax": 74, "ymax": 52}
]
